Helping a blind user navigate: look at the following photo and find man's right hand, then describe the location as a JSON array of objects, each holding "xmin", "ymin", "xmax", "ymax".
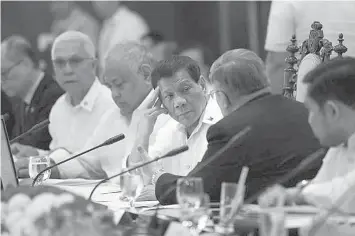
[{"xmin": 11, "ymin": 143, "xmax": 39, "ymax": 158}]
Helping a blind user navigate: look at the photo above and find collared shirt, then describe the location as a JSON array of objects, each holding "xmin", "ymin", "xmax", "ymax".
[
  {"xmin": 149, "ymin": 98, "xmax": 223, "ymax": 176},
  {"xmin": 98, "ymin": 6, "xmax": 149, "ymax": 67},
  {"xmin": 51, "ymin": 89, "xmax": 171, "ymax": 179},
  {"xmin": 265, "ymin": 1, "xmax": 355, "ymax": 57},
  {"xmin": 49, "ymin": 79, "xmax": 116, "ymax": 178},
  {"xmin": 24, "ymin": 72, "xmax": 44, "ymax": 105},
  {"xmin": 302, "ymin": 132, "xmax": 355, "ymax": 209}
]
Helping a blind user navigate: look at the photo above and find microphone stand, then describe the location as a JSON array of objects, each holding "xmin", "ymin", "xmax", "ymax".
[
  {"xmin": 10, "ymin": 119, "xmax": 49, "ymax": 144},
  {"xmin": 32, "ymin": 134, "xmax": 125, "ymax": 186},
  {"xmin": 88, "ymin": 146, "xmax": 189, "ymax": 200}
]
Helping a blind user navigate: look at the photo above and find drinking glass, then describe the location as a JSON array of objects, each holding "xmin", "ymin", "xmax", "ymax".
[
  {"xmin": 29, "ymin": 155, "xmax": 51, "ymax": 185},
  {"xmin": 177, "ymin": 178, "xmax": 209, "ymax": 236},
  {"xmin": 120, "ymin": 172, "xmax": 143, "ymax": 208},
  {"xmin": 216, "ymin": 182, "xmax": 243, "ymax": 234}
]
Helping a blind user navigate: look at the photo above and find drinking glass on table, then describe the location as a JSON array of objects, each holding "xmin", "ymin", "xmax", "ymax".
[
  {"xmin": 177, "ymin": 177, "xmax": 210, "ymax": 235},
  {"xmin": 216, "ymin": 182, "xmax": 244, "ymax": 234},
  {"xmin": 29, "ymin": 155, "xmax": 51, "ymax": 185},
  {"xmin": 120, "ymin": 172, "xmax": 143, "ymax": 208}
]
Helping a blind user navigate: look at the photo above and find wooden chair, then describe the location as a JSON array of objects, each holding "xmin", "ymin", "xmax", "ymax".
[{"xmin": 283, "ymin": 21, "xmax": 348, "ymax": 100}]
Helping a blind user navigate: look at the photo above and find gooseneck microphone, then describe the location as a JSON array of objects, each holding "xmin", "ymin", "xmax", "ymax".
[
  {"xmin": 32, "ymin": 134, "xmax": 125, "ymax": 186},
  {"xmin": 10, "ymin": 119, "xmax": 50, "ymax": 144},
  {"xmin": 149, "ymin": 126, "xmax": 252, "ymax": 229},
  {"xmin": 244, "ymin": 147, "xmax": 327, "ymax": 204},
  {"xmin": 88, "ymin": 145, "xmax": 189, "ymax": 200}
]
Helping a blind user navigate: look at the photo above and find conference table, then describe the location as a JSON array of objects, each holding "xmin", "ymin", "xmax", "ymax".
[{"xmin": 15, "ymin": 178, "xmax": 355, "ymax": 236}]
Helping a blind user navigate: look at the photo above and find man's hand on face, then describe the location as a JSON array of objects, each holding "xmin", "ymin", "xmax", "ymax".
[
  {"xmin": 135, "ymin": 87, "xmax": 168, "ymax": 137},
  {"xmin": 11, "ymin": 143, "xmax": 39, "ymax": 158}
]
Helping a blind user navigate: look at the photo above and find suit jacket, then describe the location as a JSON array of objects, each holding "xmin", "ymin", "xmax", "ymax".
[
  {"xmin": 1, "ymin": 91, "xmax": 15, "ymax": 137},
  {"xmin": 155, "ymin": 94, "xmax": 323, "ymax": 205},
  {"xmin": 12, "ymin": 74, "xmax": 64, "ymax": 150}
]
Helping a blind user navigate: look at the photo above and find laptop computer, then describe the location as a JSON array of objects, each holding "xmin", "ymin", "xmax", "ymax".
[{"xmin": 1, "ymin": 116, "xmax": 19, "ymax": 190}]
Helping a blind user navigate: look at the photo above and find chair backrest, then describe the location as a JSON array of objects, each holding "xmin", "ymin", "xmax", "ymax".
[{"xmin": 283, "ymin": 21, "xmax": 348, "ymax": 100}]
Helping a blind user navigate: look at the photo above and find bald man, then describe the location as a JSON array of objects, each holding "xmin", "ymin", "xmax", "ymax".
[
  {"xmin": 14, "ymin": 31, "xmax": 116, "ymax": 179},
  {"xmin": 1, "ymin": 35, "xmax": 64, "ymax": 150}
]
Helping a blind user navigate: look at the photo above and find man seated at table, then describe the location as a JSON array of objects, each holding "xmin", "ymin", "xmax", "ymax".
[
  {"xmin": 1, "ymin": 35, "xmax": 64, "ymax": 150},
  {"xmin": 259, "ymin": 58, "xmax": 355, "ymax": 235},
  {"xmin": 14, "ymin": 31, "xmax": 116, "ymax": 178},
  {"xmin": 128, "ymin": 55, "xmax": 223, "ymax": 185},
  {"xmin": 65, "ymin": 42, "xmax": 172, "ymax": 179},
  {"xmin": 153, "ymin": 49, "xmax": 322, "ymax": 205}
]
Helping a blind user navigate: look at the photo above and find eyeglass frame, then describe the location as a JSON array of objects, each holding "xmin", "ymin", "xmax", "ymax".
[
  {"xmin": 1, "ymin": 60, "xmax": 24, "ymax": 82},
  {"xmin": 52, "ymin": 57, "xmax": 95, "ymax": 70}
]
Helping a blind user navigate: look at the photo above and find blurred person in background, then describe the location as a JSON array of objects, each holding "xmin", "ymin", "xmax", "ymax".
[
  {"xmin": 92, "ymin": 1, "xmax": 149, "ymax": 70},
  {"xmin": 260, "ymin": 57, "xmax": 355, "ymax": 236},
  {"xmin": 154, "ymin": 49, "xmax": 322, "ymax": 205},
  {"xmin": 141, "ymin": 31, "xmax": 177, "ymax": 61},
  {"xmin": 177, "ymin": 42, "xmax": 214, "ymax": 91},
  {"xmin": 13, "ymin": 31, "xmax": 116, "ymax": 179},
  {"xmin": 264, "ymin": 1, "xmax": 355, "ymax": 95},
  {"xmin": 1, "ymin": 35, "xmax": 64, "ymax": 151}
]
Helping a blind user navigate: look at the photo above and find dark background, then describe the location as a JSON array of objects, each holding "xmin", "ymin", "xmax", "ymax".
[{"xmin": 1, "ymin": 1, "xmax": 271, "ymax": 63}]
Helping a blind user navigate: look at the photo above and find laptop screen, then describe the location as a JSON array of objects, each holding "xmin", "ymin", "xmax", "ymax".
[{"xmin": 1, "ymin": 117, "xmax": 19, "ymax": 190}]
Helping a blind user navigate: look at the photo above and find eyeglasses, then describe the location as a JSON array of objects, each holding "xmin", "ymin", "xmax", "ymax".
[
  {"xmin": 209, "ymin": 90, "xmax": 227, "ymax": 99},
  {"xmin": 1, "ymin": 60, "xmax": 23, "ymax": 81},
  {"xmin": 52, "ymin": 57, "xmax": 94, "ymax": 69}
]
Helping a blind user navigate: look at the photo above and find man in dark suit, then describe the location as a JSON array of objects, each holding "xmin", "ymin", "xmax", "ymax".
[
  {"xmin": 1, "ymin": 35, "xmax": 64, "ymax": 150},
  {"xmin": 155, "ymin": 49, "xmax": 323, "ymax": 205}
]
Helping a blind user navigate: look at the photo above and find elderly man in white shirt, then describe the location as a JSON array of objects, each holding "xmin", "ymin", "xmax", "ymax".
[
  {"xmin": 264, "ymin": 1, "xmax": 355, "ymax": 95},
  {"xmin": 128, "ymin": 55, "xmax": 222, "ymax": 186},
  {"xmin": 92, "ymin": 1, "xmax": 149, "ymax": 70},
  {"xmin": 259, "ymin": 57, "xmax": 355, "ymax": 236},
  {"xmin": 71, "ymin": 42, "xmax": 171, "ymax": 179},
  {"xmin": 14, "ymin": 31, "xmax": 116, "ymax": 179}
]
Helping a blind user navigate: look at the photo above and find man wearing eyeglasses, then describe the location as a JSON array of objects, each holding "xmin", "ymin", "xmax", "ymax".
[
  {"xmin": 13, "ymin": 31, "xmax": 116, "ymax": 179},
  {"xmin": 1, "ymin": 35, "xmax": 64, "ymax": 151}
]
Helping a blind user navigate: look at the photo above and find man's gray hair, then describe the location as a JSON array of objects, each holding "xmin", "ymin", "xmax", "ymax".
[
  {"xmin": 104, "ymin": 42, "xmax": 157, "ymax": 72},
  {"xmin": 51, "ymin": 31, "xmax": 95, "ymax": 59},
  {"xmin": 210, "ymin": 49, "xmax": 270, "ymax": 96}
]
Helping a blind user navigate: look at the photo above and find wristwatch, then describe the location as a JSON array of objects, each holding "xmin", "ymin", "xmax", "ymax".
[{"xmin": 151, "ymin": 168, "xmax": 165, "ymax": 185}]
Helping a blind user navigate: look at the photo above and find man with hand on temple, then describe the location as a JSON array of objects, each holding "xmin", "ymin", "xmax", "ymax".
[{"xmin": 259, "ymin": 58, "xmax": 355, "ymax": 236}]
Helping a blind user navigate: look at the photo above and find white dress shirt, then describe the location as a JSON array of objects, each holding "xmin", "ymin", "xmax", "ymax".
[
  {"xmin": 265, "ymin": 1, "xmax": 355, "ymax": 57},
  {"xmin": 57, "ymin": 90, "xmax": 171, "ymax": 179},
  {"xmin": 98, "ymin": 6, "xmax": 149, "ymax": 67},
  {"xmin": 49, "ymin": 79, "xmax": 116, "ymax": 178},
  {"xmin": 302, "ymin": 132, "xmax": 355, "ymax": 210},
  {"xmin": 149, "ymin": 98, "xmax": 223, "ymax": 176}
]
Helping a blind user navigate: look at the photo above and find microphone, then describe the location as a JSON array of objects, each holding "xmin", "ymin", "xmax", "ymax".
[
  {"xmin": 244, "ymin": 148, "xmax": 327, "ymax": 204},
  {"xmin": 32, "ymin": 134, "xmax": 125, "ymax": 186},
  {"xmin": 10, "ymin": 119, "xmax": 50, "ymax": 144},
  {"xmin": 149, "ymin": 126, "xmax": 252, "ymax": 229},
  {"xmin": 88, "ymin": 145, "xmax": 189, "ymax": 200}
]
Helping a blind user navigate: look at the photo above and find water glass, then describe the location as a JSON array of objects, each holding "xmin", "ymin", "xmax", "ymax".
[
  {"xmin": 29, "ymin": 155, "xmax": 51, "ymax": 184},
  {"xmin": 120, "ymin": 172, "xmax": 143, "ymax": 208},
  {"xmin": 218, "ymin": 182, "xmax": 243, "ymax": 233}
]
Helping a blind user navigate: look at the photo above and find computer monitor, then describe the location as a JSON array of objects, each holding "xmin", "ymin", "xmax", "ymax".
[{"xmin": 1, "ymin": 117, "xmax": 19, "ymax": 190}]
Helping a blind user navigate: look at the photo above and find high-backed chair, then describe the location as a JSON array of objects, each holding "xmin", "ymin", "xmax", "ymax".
[{"xmin": 283, "ymin": 21, "xmax": 348, "ymax": 101}]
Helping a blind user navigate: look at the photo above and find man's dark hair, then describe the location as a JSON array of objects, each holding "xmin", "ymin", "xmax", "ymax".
[
  {"xmin": 303, "ymin": 57, "xmax": 355, "ymax": 109},
  {"xmin": 141, "ymin": 31, "xmax": 165, "ymax": 45},
  {"xmin": 151, "ymin": 55, "xmax": 201, "ymax": 88}
]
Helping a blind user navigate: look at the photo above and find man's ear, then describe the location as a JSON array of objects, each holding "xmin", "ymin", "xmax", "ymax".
[
  {"xmin": 140, "ymin": 64, "xmax": 152, "ymax": 84},
  {"xmin": 324, "ymin": 100, "xmax": 340, "ymax": 121},
  {"xmin": 198, "ymin": 75, "xmax": 207, "ymax": 93}
]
